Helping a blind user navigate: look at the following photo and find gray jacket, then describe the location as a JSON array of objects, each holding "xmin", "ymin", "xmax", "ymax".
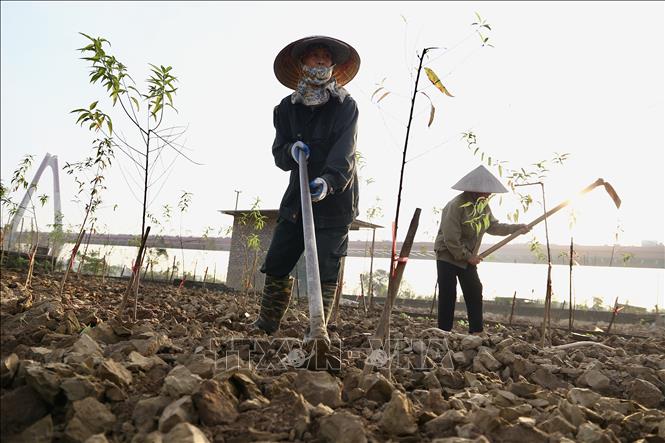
[{"xmin": 434, "ymin": 192, "xmax": 523, "ymax": 269}]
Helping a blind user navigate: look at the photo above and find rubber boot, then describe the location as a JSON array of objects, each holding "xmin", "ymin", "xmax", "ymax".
[
  {"xmin": 252, "ymin": 275, "xmax": 293, "ymax": 335},
  {"xmin": 321, "ymin": 282, "xmax": 338, "ymax": 324}
]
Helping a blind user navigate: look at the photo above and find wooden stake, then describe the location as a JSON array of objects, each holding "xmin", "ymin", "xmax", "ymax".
[
  {"xmin": 569, "ymin": 237, "xmax": 574, "ymax": 332},
  {"xmin": 606, "ymin": 296, "xmax": 620, "ymax": 335},
  {"xmin": 429, "ymin": 281, "xmax": 438, "ymax": 317},
  {"xmin": 509, "ymin": 290, "xmax": 517, "ymax": 326},
  {"xmin": 364, "ymin": 208, "xmax": 420, "ymax": 375},
  {"xmin": 118, "ymin": 226, "xmax": 150, "ymax": 317},
  {"xmin": 330, "ymin": 256, "xmax": 346, "ymax": 324},
  {"xmin": 58, "ymin": 229, "xmax": 86, "ymax": 301},
  {"xmin": 368, "ymin": 228, "xmax": 376, "ymax": 309}
]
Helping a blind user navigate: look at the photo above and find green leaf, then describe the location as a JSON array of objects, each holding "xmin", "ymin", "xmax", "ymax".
[
  {"xmin": 130, "ymin": 96, "xmax": 140, "ymax": 111},
  {"xmin": 427, "ymin": 103, "xmax": 435, "ymax": 127}
]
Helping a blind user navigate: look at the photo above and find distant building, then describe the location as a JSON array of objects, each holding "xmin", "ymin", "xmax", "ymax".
[{"xmin": 220, "ymin": 209, "xmax": 381, "ymax": 292}]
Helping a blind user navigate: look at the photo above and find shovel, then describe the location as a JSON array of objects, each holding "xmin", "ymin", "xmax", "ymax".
[
  {"xmin": 297, "ymin": 150, "xmax": 341, "ymax": 371},
  {"xmin": 479, "ymin": 178, "xmax": 621, "ymax": 259}
]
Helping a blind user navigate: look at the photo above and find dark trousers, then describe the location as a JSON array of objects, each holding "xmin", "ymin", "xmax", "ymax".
[
  {"xmin": 260, "ymin": 217, "xmax": 349, "ymax": 283},
  {"xmin": 436, "ymin": 260, "xmax": 484, "ymax": 333}
]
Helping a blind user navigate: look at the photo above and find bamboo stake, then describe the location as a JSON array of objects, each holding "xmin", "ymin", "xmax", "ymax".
[
  {"xmin": 330, "ymin": 256, "xmax": 346, "ymax": 324},
  {"xmin": 509, "ymin": 290, "xmax": 517, "ymax": 326},
  {"xmin": 203, "ymin": 266, "xmax": 208, "ymax": 290},
  {"xmin": 368, "ymin": 228, "xmax": 376, "ymax": 309},
  {"xmin": 58, "ymin": 229, "xmax": 86, "ymax": 301},
  {"xmin": 169, "ymin": 256, "xmax": 176, "ymax": 283},
  {"xmin": 429, "ymin": 281, "xmax": 438, "ymax": 317},
  {"xmin": 606, "ymin": 296, "xmax": 621, "ymax": 335},
  {"xmin": 569, "ymin": 237, "xmax": 574, "ymax": 332},
  {"xmin": 364, "ymin": 208, "xmax": 420, "ymax": 375},
  {"xmin": 118, "ymin": 226, "xmax": 150, "ymax": 317},
  {"xmin": 359, "ymin": 277, "xmax": 367, "ymax": 314}
]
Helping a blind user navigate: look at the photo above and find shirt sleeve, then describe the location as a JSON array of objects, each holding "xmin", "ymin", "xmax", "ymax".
[
  {"xmin": 486, "ymin": 209, "xmax": 522, "ymax": 236},
  {"xmin": 320, "ymin": 98, "xmax": 359, "ymax": 194},
  {"xmin": 442, "ymin": 203, "xmax": 473, "ymax": 262},
  {"xmin": 271, "ymin": 104, "xmax": 297, "ymax": 171}
]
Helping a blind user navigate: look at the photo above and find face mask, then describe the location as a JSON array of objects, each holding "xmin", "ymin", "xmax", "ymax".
[{"xmin": 300, "ymin": 64, "xmax": 334, "ymax": 86}]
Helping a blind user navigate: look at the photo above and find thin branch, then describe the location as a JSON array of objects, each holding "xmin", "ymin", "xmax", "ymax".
[{"xmin": 150, "ymin": 130, "xmax": 203, "ymax": 165}]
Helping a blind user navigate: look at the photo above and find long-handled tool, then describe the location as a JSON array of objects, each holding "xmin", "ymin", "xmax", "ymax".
[
  {"xmin": 297, "ymin": 151, "xmax": 340, "ymax": 371},
  {"xmin": 479, "ymin": 178, "xmax": 621, "ymax": 259}
]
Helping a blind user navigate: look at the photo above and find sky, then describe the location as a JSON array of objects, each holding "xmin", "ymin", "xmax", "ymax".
[{"xmin": 1, "ymin": 1, "xmax": 664, "ymax": 247}]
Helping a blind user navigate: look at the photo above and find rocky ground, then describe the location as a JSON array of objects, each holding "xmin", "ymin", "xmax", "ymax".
[{"xmin": 1, "ymin": 268, "xmax": 664, "ymax": 443}]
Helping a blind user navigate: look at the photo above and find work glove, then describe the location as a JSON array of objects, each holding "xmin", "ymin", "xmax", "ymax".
[
  {"xmin": 290, "ymin": 141, "xmax": 310, "ymax": 164},
  {"xmin": 309, "ymin": 177, "xmax": 329, "ymax": 203}
]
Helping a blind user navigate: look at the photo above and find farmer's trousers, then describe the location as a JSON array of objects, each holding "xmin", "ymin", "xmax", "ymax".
[
  {"xmin": 260, "ymin": 217, "xmax": 349, "ymax": 284},
  {"xmin": 436, "ymin": 260, "xmax": 484, "ymax": 333}
]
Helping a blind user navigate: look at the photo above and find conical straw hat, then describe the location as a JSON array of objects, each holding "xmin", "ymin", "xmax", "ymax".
[
  {"xmin": 451, "ymin": 165, "xmax": 509, "ymax": 193},
  {"xmin": 274, "ymin": 35, "xmax": 361, "ymax": 90}
]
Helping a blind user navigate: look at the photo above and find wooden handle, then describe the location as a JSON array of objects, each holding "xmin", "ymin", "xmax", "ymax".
[{"xmin": 479, "ymin": 179, "xmax": 606, "ymax": 259}]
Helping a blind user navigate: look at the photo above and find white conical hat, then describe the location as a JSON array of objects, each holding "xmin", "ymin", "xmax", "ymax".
[{"xmin": 451, "ymin": 165, "xmax": 509, "ymax": 193}]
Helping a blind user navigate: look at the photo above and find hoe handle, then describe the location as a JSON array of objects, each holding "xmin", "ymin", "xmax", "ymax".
[{"xmin": 479, "ymin": 179, "xmax": 607, "ymax": 259}]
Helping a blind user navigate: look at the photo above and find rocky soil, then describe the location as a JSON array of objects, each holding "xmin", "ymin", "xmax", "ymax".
[{"xmin": 1, "ymin": 268, "xmax": 664, "ymax": 443}]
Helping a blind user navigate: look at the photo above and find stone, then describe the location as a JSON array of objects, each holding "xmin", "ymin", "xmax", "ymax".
[
  {"xmin": 509, "ymin": 381, "xmax": 539, "ymax": 398},
  {"xmin": 1, "ymin": 353, "xmax": 19, "ymax": 387},
  {"xmin": 319, "ymin": 411, "xmax": 367, "ymax": 443},
  {"xmin": 0, "ymin": 385, "xmax": 49, "ymax": 435},
  {"xmin": 460, "ymin": 335, "xmax": 483, "ymax": 350},
  {"xmin": 5, "ymin": 414, "xmax": 53, "ymax": 443},
  {"xmin": 65, "ymin": 397, "xmax": 117, "ymax": 443},
  {"xmin": 499, "ymin": 404, "xmax": 532, "ymax": 422},
  {"xmin": 104, "ymin": 380, "xmax": 128, "ymax": 402},
  {"xmin": 359, "ymin": 373, "xmax": 394, "ymax": 404},
  {"xmin": 435, "ymin": 368, "xmax": 465, "ymax": 389},
  {"xmin": 185, "ymin": 355, "xmax": 215, "ymax": 379},
  {"xmin": 425, "ymin": 409, "xmax": 466, "ymax": 434},
  {"xmin": 24, "ymin": 363, "xmax": 62, "ymax": 404},
  {"xmin": 85, "ymin": 322, "xmax": 120, "ymax": 345},
  {"xmin": 576, "ymin": 422, "xmax": 609, "ymax": 443},
  {"xmin": 475, "ymin": 349, "xmax": 502, "ymax": 371},
  {"xmin": 192, "ymin": 380, "xmax": 238, "ymax": 426},
  {"xmin": 530, "ymin": 367, "xmax": 567, "ymax": 390},
  {"xmin": 161, "ymin": 366, "xmax": 203, "ymax": 398},
  {"xmin": 497, "ymin": 418, "xmax": 550, "ymax": 443},
  {"xmin": 567, "ymin": 388, "xmax": 602, "ymax": 408},
  {"xmin": 158, "ymin": 395, "xmax": 197, "ymax": 433},
  {"xmin": 163, "ymin": 423, "xmax": 210, "ymax": 443},
  {"xmin": 133, "ymin": 396, "xmax": 171, "ymax": 433},
  {"xmin": 62, "ymin": 376, "xmax": 104, "ymax": 401},
  {"xmin": 453, "ymin": 351, "xmax": 472, "ymax": 367},
  {"xmin": 626, "ymin": 378, "xmax": 663, "ymax": 408},
  {"xmin": 85, "ymin": 434, "xmax": 110, "ymax": 443},
  {"xmin": 379, "ymin": 390, "xmax": 417, "ymax": 435},
  {"xmin": 577, "ymin": 369, "xmax": 610, "ymax": 392},
  {"xmin": 558, "ymin": 399, "xmax": 586, "ymax": 428},
  {"xmin": 538, "ymin": 414, "xmax": 576, "ymax": 436},
  {"xmin": 97, "ymin": 358, "xmax": 133, "ymax": 387},
  {"xmin": 71, "ymin": 334, "xmax": 103, "ymax": 356},
  {"xmin": 511, "ymin": 356, "xmax": 538, "ymax": 377},
  {"xmin": 127, "ymin": 351, "xmax": 166, "ymax": 372},
  {"xmin": 293, "ymin": 370, "xmax": 343, "ymax": 408}
]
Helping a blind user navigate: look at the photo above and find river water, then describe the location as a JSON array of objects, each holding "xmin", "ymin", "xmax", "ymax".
[{"xmin": 58, "ymin": 244, "xmax": 664, "ymax": 311}]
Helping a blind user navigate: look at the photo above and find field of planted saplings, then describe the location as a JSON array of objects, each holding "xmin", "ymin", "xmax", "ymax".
[{"xmin": 1, "ymin": 267, "xmax": 664, "ymax": 442}]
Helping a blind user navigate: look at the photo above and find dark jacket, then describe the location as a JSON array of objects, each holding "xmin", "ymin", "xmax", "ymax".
[{"xmin": 272, "ymin": 95, "xmax": 359, "ymax": 228}]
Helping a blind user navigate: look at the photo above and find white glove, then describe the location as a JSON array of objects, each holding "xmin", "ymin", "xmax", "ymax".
[
  {"xmin": 290, "ymin": 141, "xmax": 310, "ymax": 163},
  {"xmin": 309, "ymin": 177, "xmax": 329, "ymax": 203}
]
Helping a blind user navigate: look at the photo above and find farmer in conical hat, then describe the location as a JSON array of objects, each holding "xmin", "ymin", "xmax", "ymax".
[
  {"xmin": 434, "ymin": 165, "xmax": 530, "ymax": 334},
  {"xmin": 252, "ymin": 36, "xmax": 361, "ymax": 335}
]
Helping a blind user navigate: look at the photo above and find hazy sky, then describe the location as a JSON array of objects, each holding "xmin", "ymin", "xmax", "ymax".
[{"xmin": 2, "ymin": 1, "xmax": 663, "ymax": 247}]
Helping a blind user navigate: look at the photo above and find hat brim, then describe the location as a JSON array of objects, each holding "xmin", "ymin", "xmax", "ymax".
[{"xmin": 274, "ymin": 36, "xmax": 360, "ymax": 90}]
